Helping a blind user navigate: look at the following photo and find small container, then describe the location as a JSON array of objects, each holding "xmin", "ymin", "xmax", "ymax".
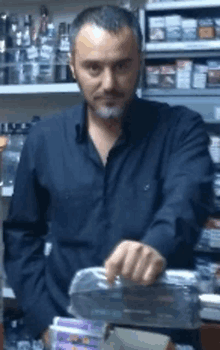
[
  {"xmin": 176, "ymin": 60, "xmax": 193, "ymax": 89},
  {"xmin": 192, "ymin": 64, "xmax": 208, "ymax": 89},
  {"xmin": 182, "ymin": 19, "xmax": 198, "ymax": 41},
  {"xmin": 207, "ymin": 60, "xmax": 220, "ymax": 87},
  {"xmin": 146, "ymin": 65, "xmax": 160, "ymax": 88},
  {"xmin": 198, "ymin": 18, "xmax": 215, "ymax": 40},
  {"xmin": 148, "ymin": 17, "xmax": 165, "ymax": 42},
  {"xmin": 165, "ymin": 15, "xmax": 182, "ymax": 42},
  {"xmin": 160, "ymin": 64, "xmax": 176, "ymax": 88}
]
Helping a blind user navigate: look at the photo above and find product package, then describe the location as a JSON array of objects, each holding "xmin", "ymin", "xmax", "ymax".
[
  {"xmin": 68, "ymin": 267, "xmax": 201, "ymax": 330},
  {"xmin": 208, "ymin": 135, "xmax": 220, "ymax": 164},
  {"xmin": 148, "ymin": 17, "xmax": 166, "ymax": 42},
  {"xmin": 194, "ymin": 256, "xmax": 215, "ymax": 294},
  {"xmin": 103, "ymin": 326, "xmax": 173, "ymax": 350},
  {"xmin": 192, "ymin": 64, "xmax": 208, "ymax": 89},
  {"xmin": 49, "ymin": 318, "xmax": 107, "ymax": 350},
  {"xmin": 207, "ymin": 60, "xmax": 220, "ymax": 87},
  {"xmin": 146, "ymin": 65, "xmax": 160, "ymax": 88},
  {"xmin": 199, "ymin": 294, "xmax": 220, "ymax": 322},
  {"xmin": 198, "ymin": 18, "xmax": 215, "ymax": 40},
  {"xmin": 165, "ymin": 15, "xmax": 182, "ymax": 42},
  {"xmin": 214, "ymin": 18, "xmax": 220, "ymax": 39},
  {"xmin": 160, "ymin": 64, "xmax": 176, "ymax": 88},
  {"xmin": 182, "ymin": 19, "xmax": 198, "ymax": 41},
  {"xmin": 176, "ymin": 60, "xmax": 193, "ymax": 89}
]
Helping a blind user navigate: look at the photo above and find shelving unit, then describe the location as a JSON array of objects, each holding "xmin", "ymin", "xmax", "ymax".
[
  {"xmin": 0, "ymin": 83, "xmax": 80, "ymax": 94},
  {"xmin": 146, "ymin": 0, "xmax": 220, "ymax": 11}
]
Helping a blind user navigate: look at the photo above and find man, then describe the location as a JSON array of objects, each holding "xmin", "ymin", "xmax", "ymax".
[{"xmin": 3, "ymin": 5, "xmax": 214, "ymax": 349}]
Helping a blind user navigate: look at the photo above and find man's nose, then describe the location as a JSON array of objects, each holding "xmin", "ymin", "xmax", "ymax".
[{"xmin": 102, "ymin": 68, "xmax": 116, "ymax": 91}]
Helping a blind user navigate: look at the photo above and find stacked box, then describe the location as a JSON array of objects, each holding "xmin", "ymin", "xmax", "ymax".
[
  {"xmin": 148, "ymin": 17, "xmax": 166, "ymax": 42},
  {"xmin": 207, "ymin": 61, "xmax": 220, "ymax": 87},
  {"xmin": 176, "ymin": 60, "xmax": 193, "ymax": 89},
  {"xmin": 192, "ymin": 64, "xmax": 208, "ymax": 89},
  {"xmin": 160, "ymin": 64, "xmax": 176, "ymax": 88},
  {"xmin": 165, "ymin": 15, "xmax": 182, "ymax": 41},
  {"xmin": 198, "ymin": 18, "xmax": 215, "ymax": 40},
  {"xmin": 214, "ymin": 18, "xmax": 220, "ymax": 39},
  {"xmin": 146, "ymin": 66, "xmax": 160, "ymax": 88},
  {"xmin": 182, "ymin": 19, "xmax": 198, "ymax": 41}
]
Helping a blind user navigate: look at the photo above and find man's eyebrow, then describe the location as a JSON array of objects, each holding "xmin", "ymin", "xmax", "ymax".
[{"xmin": 81, "ymin": 58, "xmax": 133, "ymax": 65}]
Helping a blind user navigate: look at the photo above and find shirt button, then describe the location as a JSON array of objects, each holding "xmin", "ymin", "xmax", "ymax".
[{"xmin": 144, "ymin": 184, "xmax": 150, "ymax": 191}]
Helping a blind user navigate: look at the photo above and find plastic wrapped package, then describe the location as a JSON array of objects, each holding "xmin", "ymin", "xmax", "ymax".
[
  {"xmin": 68, "ymin": 267, "xmax": 201, "ymax": 330},
  {"xmin": 49, "ymin": 317, "xmax": 107, "ymax": 350}
]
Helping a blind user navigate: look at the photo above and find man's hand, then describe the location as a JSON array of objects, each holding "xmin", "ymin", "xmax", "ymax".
[{"xmin": 104, "ymin": 240, "xmax": 166, "ymax": 286}]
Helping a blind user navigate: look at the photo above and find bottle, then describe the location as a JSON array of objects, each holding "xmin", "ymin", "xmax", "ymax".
[
  {"xmin": 8, "ymin": 30, "xmax": 24, "ymax": 85},
  {"xmin": 38, "ymin": 21, "xmax": 56, "ymax": 84},
  {"xmin": 55, "ymin": 22, "xmax": 70, "ymax": 83},
  {"xmin": 0, "ymin": 13, "xmax": 7, "ymax": 85},
  {"xmin": 38, "ymin": 5, "xmax": 49, "ymax": 46},
  {"xmin": 1, "ymin": 122, "xmax": 25, "ymax": 188},
  {"xmin": 22, "ymin": 15, "xmax": 32, "ymax": 48},
  {"xmin": 22, "ymin": 15, "xmax": 36, "ymax": 84}
]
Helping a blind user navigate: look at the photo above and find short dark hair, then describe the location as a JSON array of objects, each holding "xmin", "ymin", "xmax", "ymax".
[{"xmin": 69, "ymin": 5, "xmax": 143, "ymax": 54}]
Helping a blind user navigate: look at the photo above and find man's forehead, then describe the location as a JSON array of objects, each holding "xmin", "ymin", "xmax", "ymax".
[{"xmin": 75, "ymin": 23, "xmax": 136, "ymax": 50}]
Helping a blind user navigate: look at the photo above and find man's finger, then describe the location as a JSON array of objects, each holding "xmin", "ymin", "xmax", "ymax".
[
  {"xmin": 121, "ymin": 243, "xmax": 143, "ymax": 280},
  {"xmin": 141, "ymin": 258, "xmax": 164, "ymax": 285},
  {"xmin": 105, "ymin": 242, "xmax": 128, "ymax": 284}
]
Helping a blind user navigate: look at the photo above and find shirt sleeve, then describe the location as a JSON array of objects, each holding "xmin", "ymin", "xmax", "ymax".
[
  {"xmin": 3, "ymin": 125, "xmax": 57, "ymax": 339},
  {"xmin": 141, "ymin": 108, "xmax": 215, "ymax": 268}
]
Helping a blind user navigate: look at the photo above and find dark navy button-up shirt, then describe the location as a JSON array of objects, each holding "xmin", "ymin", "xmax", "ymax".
[{"xmin": 3, "ymin": 96, "xmax": 214, "ymax": 339}]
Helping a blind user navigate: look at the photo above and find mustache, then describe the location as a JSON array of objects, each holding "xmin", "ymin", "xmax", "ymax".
[{"xmin": 95, "ymin": 93, "xmax": 124, "ymax": 98}]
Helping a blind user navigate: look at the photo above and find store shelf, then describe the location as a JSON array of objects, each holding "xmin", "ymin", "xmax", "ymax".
[
  {"xmin": 3, "ymin": 287, "xmax": 15, "ymax": 299},
  {"xmin": 146, "ymin": 0, "xmax": 220, "ymax": 11},
  {"xmin": 143, "ymin": 89, "xmax": 220, "ymax": 96},
  {"xmin": 0, "ymin": 83, "xmax": 80, "ymax": 95},
  {"xmin": 146, "ymin": 40, "xmax": 220, "ymax": 53}
]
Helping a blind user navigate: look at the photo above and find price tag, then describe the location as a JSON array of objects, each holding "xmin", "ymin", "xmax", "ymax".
[
  {"xmin": 40, "ymin": 45, "xmax": 53, "ymax": 60},
  {"xmin": 27, "ymin": 46, "xmax": 38, "ymax": 60}
]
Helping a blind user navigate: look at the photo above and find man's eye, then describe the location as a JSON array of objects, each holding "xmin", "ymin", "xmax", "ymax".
[
  {"xmin": 89, "ymin": 65, "xmax": 101, "ymax": 73},
  {"xmin": 116, "ymin": 61, "xmax": 130, "ymax": 71}
]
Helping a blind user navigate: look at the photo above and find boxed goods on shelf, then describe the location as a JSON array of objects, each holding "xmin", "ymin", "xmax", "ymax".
[
  {"xmin": 165, "ymin": 15, "xmax": 182, "ymax": 42},
  {"xmin": 198, "ymin": 18, "xmax": 215, "ymax": 40},
  {"xmin": 192, "ymin": 64, "xmax": 208, "ymax": 89},
  {"xmin": 207, "ymin": 60, "xmax": 220, "ymax": 87},
  {"xmin": 182, "ymin": 19, "xmax": 198, "ymax": 41},
  {"xmin": 148, "ymin": 17, "xmax": 166, "ymax": 42},
  {"xmin": 176, "ymin": 60, "xmax": 193, "ymax": 89}
]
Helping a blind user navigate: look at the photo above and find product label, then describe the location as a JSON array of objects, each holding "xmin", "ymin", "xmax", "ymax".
[
  {"xmin": 40, "ymin": 45, "xmax": 53, "ymax": 59},
  {"xmin": 27, "ymin": 46, "xmax": 38, "ymax": 60},
  {"xmin": 60, "ymin": 39, "xmax": 70, "ymax": 52}
]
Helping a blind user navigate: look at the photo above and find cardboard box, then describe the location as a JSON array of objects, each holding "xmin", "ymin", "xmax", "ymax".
[
  {"xmin": 160, "ymin": 65, "xmax": 176, "ymax": 88},
  {"xmin": 103, "ymin": 327, "xmax": 175, "ymax": 350},
  {"xmin": 149, "ymin": 17, "xmax": 166, "ymax": 42},
  {"xmin": 182, "ymin": 19, "xmax": 198, "ymax": 41},
  {"xmin": 146, "ymin": 66, "xmax": 160, "ymax": 88},
  {"xmin": 176, "ymin": 60, "xmax": 193, "ymax": 89},
  {"xmin": 165, "ymin": 15, "xmax": 182, "ymax": 42},
  {"xmin": 192, "ymin": 64, "xmax": 208, "ymax": 89}
]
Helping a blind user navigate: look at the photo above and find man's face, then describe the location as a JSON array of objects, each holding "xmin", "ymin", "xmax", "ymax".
[{"xmin": 70, "ymin": 23, "xmax": 141, "ymax": 120}]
